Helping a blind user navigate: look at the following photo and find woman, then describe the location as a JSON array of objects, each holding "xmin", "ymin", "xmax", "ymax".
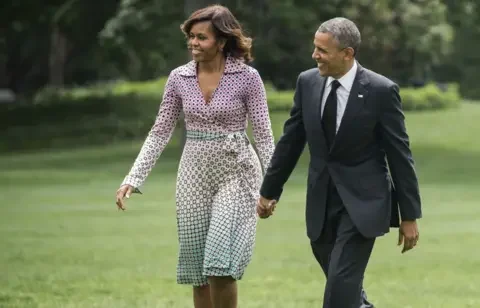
[{"xmin": 115, "ymin": 5, "xmax": 275, "ymax": 308}]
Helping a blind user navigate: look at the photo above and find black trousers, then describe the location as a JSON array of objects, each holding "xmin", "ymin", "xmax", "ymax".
[{"xmin": 310, "ymin": 180, "xmax": 375, "ymax": 308}]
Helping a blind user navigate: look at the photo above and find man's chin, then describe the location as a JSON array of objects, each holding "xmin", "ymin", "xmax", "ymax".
[{"xmin": 317, "ymin": 67, "xmax": 328, "ymax": 76}]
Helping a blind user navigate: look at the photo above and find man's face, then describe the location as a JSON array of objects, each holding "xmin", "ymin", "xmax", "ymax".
[{"xmin": 312, "ymin": 31, "xmax": 351, "ymax": 79}]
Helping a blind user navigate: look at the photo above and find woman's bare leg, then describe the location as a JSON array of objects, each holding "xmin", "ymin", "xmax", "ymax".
[
  {"xmin": 208, "ymin": 276, "xmax": 237, "ymax": 308},
  {"xmin": 193, "ymin": 284, "xmax": 212, "ymax": 308}
]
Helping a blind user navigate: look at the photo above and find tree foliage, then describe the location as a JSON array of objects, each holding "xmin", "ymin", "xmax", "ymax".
[{"xmin": 1, "ymin": 0, "xmax": 479, "ymax": 98}]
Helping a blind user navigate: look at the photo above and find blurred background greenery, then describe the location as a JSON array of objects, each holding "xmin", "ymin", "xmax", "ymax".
[{"xmin": 2, "ymin": 0, "xmax": 478, "ymax": 152}]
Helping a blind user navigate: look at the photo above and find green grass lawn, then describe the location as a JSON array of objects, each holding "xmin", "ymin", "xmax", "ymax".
[{"xmin": 1, "ymin": 103, "xmax": 480, "ymax": 307}]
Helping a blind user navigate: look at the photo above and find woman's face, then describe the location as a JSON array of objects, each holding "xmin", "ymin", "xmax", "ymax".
[{"xmin": 187, "ymin": 21, "xmax": 225, "ymax": 62}]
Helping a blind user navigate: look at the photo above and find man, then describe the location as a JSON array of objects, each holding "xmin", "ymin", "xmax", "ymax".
[{"xmin": 257, "ymin": 17, "xmax": 422, "ymax": 308}]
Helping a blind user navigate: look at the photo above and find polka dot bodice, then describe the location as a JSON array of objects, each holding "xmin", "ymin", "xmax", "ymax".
[{"xmin": 122, "ymin": 57, "xmax": 275, "ymax": 189}]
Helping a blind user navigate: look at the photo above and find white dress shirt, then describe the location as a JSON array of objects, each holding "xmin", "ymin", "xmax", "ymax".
[{"xmin": 321, "ymin": 61, "xmax": 358, "ymax": 133}]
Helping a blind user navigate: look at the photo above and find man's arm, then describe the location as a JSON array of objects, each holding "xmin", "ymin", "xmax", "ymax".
[
  {"xmin": 378, "ymin": 83, "xmax": 421, "ymax": 253},
  {"xmin": 378, "ymin": 83, "xmax": 422, "ymax": 221},
  {"xmin": 259, "ymin": 73, "xmax": 307, "ymax": 202}
]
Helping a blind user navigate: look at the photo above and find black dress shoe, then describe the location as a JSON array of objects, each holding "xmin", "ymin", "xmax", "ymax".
[{"xmin": 360, "ymin": 289, "xmax": 374, "ymax": 308}]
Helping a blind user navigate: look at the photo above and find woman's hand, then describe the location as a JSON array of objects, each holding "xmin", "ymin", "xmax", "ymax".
[{"xmin": 116, "ymin": 184, "xmax": 134, "ymax": 211}]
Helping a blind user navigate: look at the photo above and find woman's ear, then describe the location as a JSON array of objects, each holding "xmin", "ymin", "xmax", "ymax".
[{"xmin": 218, "ymin": 38, "xmax": 227, "ymax": 51}]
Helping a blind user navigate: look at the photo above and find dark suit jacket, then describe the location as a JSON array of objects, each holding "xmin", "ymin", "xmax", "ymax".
[{"xmin": 260, "ymin": 63, "xmax": 422, "ymax": 240}]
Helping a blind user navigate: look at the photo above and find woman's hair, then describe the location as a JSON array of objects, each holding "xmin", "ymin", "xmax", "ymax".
[{"xmin": 181, "ymin": 5, "xmax": 253, "ymax": 63}]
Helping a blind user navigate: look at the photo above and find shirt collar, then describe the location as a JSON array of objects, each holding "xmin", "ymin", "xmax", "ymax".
[
  {"xmin": 326, "ymin": 60, "xmax": 358, "ymax": 92},
  {"xmin": 178, "ymin": 56, "xmax": 247, "ymax": 77}
]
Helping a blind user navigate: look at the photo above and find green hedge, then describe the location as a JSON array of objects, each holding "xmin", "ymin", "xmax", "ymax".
[
  {"xmin": 0, "ymin": 79, "xmax": 461, "ymax": 152},
  {"xmin": 399, "ymin": 83, "xmax": 461, "ymax": 111},
  {"xmin": 0, "ymin": 93, "xmax": 160, "ymax": 152},
  {"xmin": 266, "ymin": 82, "xmax": 461, "ymax": 112}
]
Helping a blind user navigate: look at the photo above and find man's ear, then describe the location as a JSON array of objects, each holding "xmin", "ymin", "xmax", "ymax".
[{"xmin": 344, "ymin": 47, "xmax": 355, "ymax": 60}]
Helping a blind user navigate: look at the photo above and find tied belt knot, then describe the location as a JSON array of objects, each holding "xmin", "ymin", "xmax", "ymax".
[
  {"xmin": 186, "ymin": 130, "xmax": 255, "ymax": 193},
  {"xmin": 185, "ymin": 130, "xmax": 248, "ymax": 161}
]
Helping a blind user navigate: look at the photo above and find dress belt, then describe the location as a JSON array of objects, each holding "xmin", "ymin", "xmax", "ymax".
[
  {"xmin": 185, "ymin": 130, "xmax": 246, "ymax": 140},
  {"xmin": 185, "ymin": 130, "xmax": 256, "ymax": 196}
]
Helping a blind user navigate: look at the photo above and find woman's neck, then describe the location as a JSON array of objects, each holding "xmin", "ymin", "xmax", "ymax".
[{"xmin": 198, "ymin": 55, "xmax": 226, "ymax": 74}]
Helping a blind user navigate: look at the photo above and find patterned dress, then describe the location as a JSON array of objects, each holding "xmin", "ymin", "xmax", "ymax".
[{"xmin": 121, "ymin": 57, "xmax": 275, "ymax": 286}]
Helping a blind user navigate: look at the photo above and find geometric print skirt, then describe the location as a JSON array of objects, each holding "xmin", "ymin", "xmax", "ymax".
[{"xmin": 175, "ymin": 130, "xmax": 263, "ymax": 286}]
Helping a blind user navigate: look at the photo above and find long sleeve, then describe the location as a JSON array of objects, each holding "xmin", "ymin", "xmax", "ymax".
[
  {"xmin": 245, "ymin": 69, "xmax": 275, "ymax": 173},
  {"xmin": 379, "ymin": 83, "xmax": 422, "ymax": 220},
  {"xmin": 259, "ymin": 73, "xmax": 307, "ymax": 201},
  {"xmin": 121, "ymin": 71, "xmax": 182, "ymax": 191}
]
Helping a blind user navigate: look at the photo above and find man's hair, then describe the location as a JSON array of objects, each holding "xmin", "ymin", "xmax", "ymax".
[{"xmin": 318, "ymin": 17, "xmax": 361, "ymax": 56}]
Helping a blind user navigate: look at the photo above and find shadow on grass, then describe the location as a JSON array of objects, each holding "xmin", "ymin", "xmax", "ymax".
[
  {"xmin": 1, "ymin": 137, "xmax": 479, "ymax": 188},
  {"xmin": 412, "ymin": 143, "xmax": 480, "ymax": 185},
  {"xmin": 0, "ymin": 132, "xmax": 184, "ymax": 172}
]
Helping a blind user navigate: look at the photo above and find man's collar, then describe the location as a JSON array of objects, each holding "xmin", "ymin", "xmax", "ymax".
[{"xmin": 326, "ymin": 60, "xmax": 358, "ymax": 91}]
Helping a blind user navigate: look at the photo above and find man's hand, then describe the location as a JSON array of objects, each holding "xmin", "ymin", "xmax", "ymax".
[
  {"xmin": 256, "ymin": 196, "xmax": 277, "ymax": 219},
  {"xmin": 398, "ymin": 220, "xmax": 419, "ymax": 253}
]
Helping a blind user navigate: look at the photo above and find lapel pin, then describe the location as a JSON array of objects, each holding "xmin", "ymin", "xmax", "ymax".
[{"xmin": 358, "ymin": 94, "xmax": 363, "ymax": 98}]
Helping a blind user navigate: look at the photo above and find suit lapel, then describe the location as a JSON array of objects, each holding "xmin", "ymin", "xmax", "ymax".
[
  {"xmin": 312, "ymin": 71, "xmax": 326, "ymax": 124},
  {"xmin": 310, "ymin": 72, "xmax": 329, "ymax": 154},
  {"xmin": 330, "ymin": 65, "xmax": 370, "ymax": 152}
]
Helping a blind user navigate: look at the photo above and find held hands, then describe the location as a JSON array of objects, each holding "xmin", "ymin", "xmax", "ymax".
[
  {"xmin": 256, "ymin": 196, "xmax": 277, "ymax": 219},
  {"xmin": 115, "ymin": 184, "xmax": 134, "ymax": 211},
  {"xmin": 398, "ymin": 220, "xmax": 419, "ymax": 253}
]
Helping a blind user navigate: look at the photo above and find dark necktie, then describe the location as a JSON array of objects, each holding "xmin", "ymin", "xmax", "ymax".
[{"xmin": 322, "ymin": 80, "xmax": 341, "ymax": 149}]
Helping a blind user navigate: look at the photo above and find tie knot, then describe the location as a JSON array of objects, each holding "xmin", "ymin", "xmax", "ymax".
[{"xmin": 331, "ymin": 80, "xmax": 341, "ymax": 91}]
